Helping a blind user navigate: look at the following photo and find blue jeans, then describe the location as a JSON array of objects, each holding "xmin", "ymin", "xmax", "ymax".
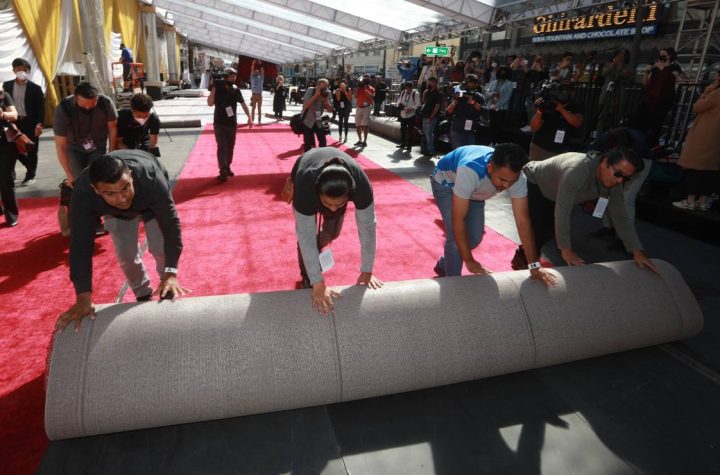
[
  {"xmin": 423, "ymin": 117, "xmax": 438, "ymax": 154},
  {"xmin": 450, "ymin": 129, "xmax": 476, "ymax": 149},
  {"xmin": 431, "ymin": 178, "xmax": 485, "ymax": 276}
]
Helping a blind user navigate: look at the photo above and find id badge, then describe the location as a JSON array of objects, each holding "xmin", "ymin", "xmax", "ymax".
[
  {"xmin": 464, "ymin": 119, "xmax": 473, "ymax": 131},
  {"xmin": 319, "ymin": 249, "xmax": 335, "ymax": 273},
  {"xmin": 593, "ymin": 197, "xmax": 609, "ymax": 218},
  {"xmin": 340, "ymin": 102, "xmax": 345, "ymax": 109},
  {"xmin": 512, "ymin": 81, "xmax": 518, "ymax": 89},
  {"xmin": 225, "ymin": 106, "xmax": 234, "ymax": 117},
  {"xmin": 81, "ymin": 137, "xmax": 97, "ymax": 152},
  {"xmin": 315, "ymin": 110, "xmax": 322, "ymax": 119},
  {"xmin": 554, "ymin": 129, "xmax": 566, "ymax": 144}
]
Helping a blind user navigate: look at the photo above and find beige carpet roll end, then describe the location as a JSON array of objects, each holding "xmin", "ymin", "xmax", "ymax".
[{"xmin": 45, "ymin": 259, "xmax": 703, "ymax": 440}]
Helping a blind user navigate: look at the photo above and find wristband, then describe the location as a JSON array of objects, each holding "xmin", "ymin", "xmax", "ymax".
[
  {"xmin": 164, "ymin": 267, "xmax": 178, "ymax": 275},
  {"xmin": 528, "ymin": 261, "xmax": 542, "ymax": 270}
]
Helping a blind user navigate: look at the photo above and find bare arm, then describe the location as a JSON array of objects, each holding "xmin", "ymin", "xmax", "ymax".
[
  {"xmin": 451, "ymin": 194, "xmax": 487, "ymax": 274},
  {"xmin": 54, "ymin": 135, "xmax": 74, "ymax": 184},
  {"xmin": 207, "ymin": 86, "xmax": 216, "ymax": 106},
  {"xmin": 0, "ymin": 105, "xmax": 18, "ymax": 122},
  {"xmin": 150, "ymin": 134, "xmax": 159, "ymax": 147}
]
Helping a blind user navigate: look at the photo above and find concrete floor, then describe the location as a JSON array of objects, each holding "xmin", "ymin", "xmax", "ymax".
[{"xmin": 26, "ymin": 91, "xmax": 720, "ymax": 474}]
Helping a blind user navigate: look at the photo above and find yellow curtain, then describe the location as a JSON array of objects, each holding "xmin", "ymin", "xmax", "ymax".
[
  {"xmin": 175, "ymin": 34, "xmax": 181, "ymax": 73},
  {"xmin": 113, "ymin": 0, "xmax": 140, "ymax": 63},
  {"xmin": 104, "ymin": 0, "xmax": 113, "ymax": 61},
  {"xmin": 11, "ymin": 0, "xmax": 62, "ymax": 124}
]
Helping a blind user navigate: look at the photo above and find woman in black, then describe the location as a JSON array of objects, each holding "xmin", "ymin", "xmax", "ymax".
[
  {"xmin": 334, "ymin": 80, "xmax": 352, "ymax": 143},
  {"xmin": 0, "ymin": 88, "xmax": 19, "ymax": 226},
  {"xmin": 273, "ymin": 75, "xmax": 287, "ymax": 120}
]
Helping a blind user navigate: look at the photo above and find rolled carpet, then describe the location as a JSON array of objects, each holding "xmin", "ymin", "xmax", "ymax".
[{"xmin": 45, "ymin": 259, "xmax": 702, "ymax": 440}]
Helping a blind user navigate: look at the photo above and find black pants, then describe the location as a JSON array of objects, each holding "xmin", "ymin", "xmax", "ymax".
[
  {"xmin": 298, "ymin": 208, "xmax": 346, "ymax": 284},
  {"xmin": 302, "ymin": 123, "xmax": 326, "ymax": 152},
  {"xmin": 373, "ymin": 99, "xmax": 384, "ymax": 116},
  {"xmin": 337, "ymin": 110, "xmax": 350, "ymax": 137},
  {"xmin": 685, "ymin": 169, "xmax": 720, "ymax": 197},
  {"xmin": 489, "ymin": 109, "xmax": 507, "ymax": 144},
  {"xmin": 526, "ymin": 182, "xmax": 556, "ymax": 258},
  {"xmin": 213, "ymin": 124, "xmax": 236, "ymax": 175},
  {"xmin": 399, "ymin": 116, "xmax": 415, "ymax": 147},
  {"xmin": 0, "ymin": 142, "xmax": 19, "ymax": 223},
  {"xmin": 16, "ymin": 117, "xmax": 39, "ymax": 179}
]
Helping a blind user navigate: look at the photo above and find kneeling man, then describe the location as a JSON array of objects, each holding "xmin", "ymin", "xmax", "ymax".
[
  {"xmin": 431, "ymin": 144, "xmax": 554, "ymax": 286},
  {"xmin": 520, "ymin": 147, "xmax": 657, "ymax": 272},
  {"xmin": 292, "ymin": 147, "xmax": 382, "ymax": 315},
  {"xmin": 57, "ymin": 150, "xmax": 185, "ymax": 332}
]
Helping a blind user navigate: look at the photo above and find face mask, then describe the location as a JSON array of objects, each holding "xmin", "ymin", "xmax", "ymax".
[
  {"xmin": 134, "ymin": 116, "xmax": 148, "ymax": 125},
  {"xmin": 15, "ymin": 71, "xmax": 29, "ymax": 81}
]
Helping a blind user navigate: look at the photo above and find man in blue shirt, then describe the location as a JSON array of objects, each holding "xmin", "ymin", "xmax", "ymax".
[
  {"xmin": 119, "ymin": 43, "xmax": 134, "ymax": 91},
  {"xmin": 431, "ymin": 144, "xmax": 554, "ymax": 286}
]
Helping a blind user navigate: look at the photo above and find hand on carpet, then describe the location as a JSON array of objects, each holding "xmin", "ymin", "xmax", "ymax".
[
  {"xmin": 633, "ymin": 250, "xmax": 659, "ymax": 274},
  {"xmin": 530, "ymin": 268, "xmax": 557, "ymax": 287},
  {"xmin": 56, "ymin": 292, "xmax": 95, "ymax": 333},
  {"xmin": 357, "ymin": 272, "xmax": 383, "ymax": 289},
  {"xmin": 560, "ymin": 249, "xmax": 585, "ymax": 266},
  {"xmin": 465, "ymin": 259, "xmax": 492, "ymax": 275},
  {"xmin": 312, "ymin": 281, "xmax": 340, "ymax": 316},
  {"xmin": 154, "ymin": 275, "xmax": 190, "ymax": 300}
]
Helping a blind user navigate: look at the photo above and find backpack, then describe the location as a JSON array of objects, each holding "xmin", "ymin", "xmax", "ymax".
[{"xmin": 289, "ymin": 110, "xmax": 307, "ymax": 135}]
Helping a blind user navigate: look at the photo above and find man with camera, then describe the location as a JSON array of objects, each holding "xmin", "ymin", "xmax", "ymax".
[
  {"xmin": 301, "ymin": 78, "xmax": 333, "ymax": 152},
  {"xmin": 207, "ymin": 67, "xmax": 253, "ymax": 182},
  {"xmin": 446, "ymin": 74, "xmax": 484, "ymax": 149},
  {"xmin": 372, "ymin": 75, "xmax": 387, "ymax": 116},
  {"xmin": 529, "ymin": 82, "xmax": 583, "ymax": 161}
]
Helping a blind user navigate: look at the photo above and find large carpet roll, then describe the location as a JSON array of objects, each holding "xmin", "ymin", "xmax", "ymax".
[{"xmin": 45, "ymin": 259, "xmax": 702, "ymax": 440}]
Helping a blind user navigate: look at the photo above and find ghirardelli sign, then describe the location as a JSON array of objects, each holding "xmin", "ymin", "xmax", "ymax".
[{"xmin": 533, "ymin": 2, "xmax": 659, "ymax": 35}]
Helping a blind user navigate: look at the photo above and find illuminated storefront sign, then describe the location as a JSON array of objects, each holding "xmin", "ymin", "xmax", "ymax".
[{"xmin": 532, "ymin": 2, "xmax": 660, "ymax": 43}]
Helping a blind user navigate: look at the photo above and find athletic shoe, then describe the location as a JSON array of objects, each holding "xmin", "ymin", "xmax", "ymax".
[
  {"xmin": 520, "ymin": 125, "xmax": 533, "ymax": 133},
  {"xmin": 396, "ymin": 144, "xmax": 404, "ymax": 148},
  {"xmin": 20, "ymin": 177, "xmax": 37, "ymax": 186},
  {"xmin": 217, "ymin": 174, "xmax": 228, "ymax": 183},
  {"xmin": 672, "ymin": 199, "xmax": 696, "ymax": 210},
  {"xmin": 361, "ymin": 141, "xmax": 367, "ymax": 147},
  {"xmin": 354, "ymin": 141, "xmax": 363, "ymax": 146},
  {"xmin": 7, "ymin": 219, "xmax": 18, "ymax": 228}
]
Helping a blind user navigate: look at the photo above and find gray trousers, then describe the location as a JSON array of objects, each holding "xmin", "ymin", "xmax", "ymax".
[
  {"xmin": 104, "ymin": 216, "xmax": 165, "ymax": 299},
  {"xmin": 67, "ymin": 147, "xmax": 105, "ymax": 178}
]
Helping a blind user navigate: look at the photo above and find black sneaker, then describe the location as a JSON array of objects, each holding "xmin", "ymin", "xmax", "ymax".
[
  {"xmin": 354, "ymin": 140, "xmax": 363, "ymax": 146},
  {"xmin": 136, "ymin": 293, "xmax": 152, "ymax": 302},
  {"xmin": 433, "ymin": 260, "xmax": 446, "ymax": 277},
  {"xmin": 361, "ymin": 141, "xmax": 367, "ymax": 147},
  {"xmin": 20, "ymin": 177, "xmax": 37, "ymax": 186},
  {"xmin": 396, "ymin": 144, "xmax": 404, "ymax": 148},
  {"xmin": 217, "ymin": 174, "xmax": 228, "ymax": 183}
]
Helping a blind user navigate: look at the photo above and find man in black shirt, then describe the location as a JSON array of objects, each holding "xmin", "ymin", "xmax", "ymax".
[
  {"xmin": 421, "ymin": 77, "xmax": 442, "ymax": 156},
  {"xmin": 446, "ymin": 74, "xmax": 483, "ymax": 149},
  {"xmin": 372, "ymin": 75, "xmax": 387, "ymax": 116},
  {"xmin": 207, "ymin": 68, "xmax": 252, "ymax": 182},
  {"xmin": 116, "ymin": 93, "xmax": 160, "ymax": 156},
  {"xmin": 0, "ymin": 87, "xmax": 19, "ymax": 226},
  {"xmin": 56, "ymin": 150, "xmax": 185, "ymax": 332},
  {"xmin": 529, "ymin": 83, "xmax": 584, "ymax": 161}
]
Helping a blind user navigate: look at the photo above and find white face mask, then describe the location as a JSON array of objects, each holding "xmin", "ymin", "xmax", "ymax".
[
  {"xmin": 15, "ymin": 71, "xmax": 29, "ymax": 81},
  {"xmin": 134, "ymin": 116, "xmax": 148, "ymax": 125}
]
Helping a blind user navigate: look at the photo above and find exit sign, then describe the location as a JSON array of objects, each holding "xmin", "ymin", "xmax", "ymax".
[{"xmin": 425, "ymin": 46, "xmax": 449, "ymax": 56}]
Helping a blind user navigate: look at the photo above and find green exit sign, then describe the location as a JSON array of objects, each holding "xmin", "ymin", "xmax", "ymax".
[{"xmin": 425, "ymin": 46, "xmax": 449, "ymax": 56}]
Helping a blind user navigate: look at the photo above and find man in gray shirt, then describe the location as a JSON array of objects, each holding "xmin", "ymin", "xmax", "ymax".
[
  {"xmin": 53, "ymin": 82, "xmax": 118, "ymax": 187},
  {"xmin": 521, "ymin": 147, "xmax": 657, "ymax": 272},
  {"xmin": 292, "ymin": 147, "xmax": 381, "ymax": 315}
]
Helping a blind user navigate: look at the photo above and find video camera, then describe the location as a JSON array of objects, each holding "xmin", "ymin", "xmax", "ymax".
[
  {"xmin": 536, "ymin": 81, "xmax": 570, "ymax": 112},
  {"xmin": 455, "ymin": 87, "xmax": 485, "ymax": 105}
]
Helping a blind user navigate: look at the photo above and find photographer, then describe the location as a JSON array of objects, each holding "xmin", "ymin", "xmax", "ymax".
[
  {"xmin": 529, "ymin": 82, "xmax": 584, "ymax": 161},
  {"xmin": 301, "ymin": 78, "xmax": 333, "ymax": 152},
  {"xmin": 397, "ymin": 81, "xmax": 421, "ymax": 151},
  {"xmin": 115, "ymin": 93, "xmax": 160, "ymax": 156},
  {"xmin": 446, "ymin": 74, "xmax": 484, "ymax": 148},
  {"xmin": 207, "ymin": 67, "xmax": 252, "ymax": 182},
  {"xmin": 372, "ymin": 75, "xmax": 387, "ymax": 116},
  {"xmin": 636, "ymin": 47, "xmax": 683, "ymax": 146}
]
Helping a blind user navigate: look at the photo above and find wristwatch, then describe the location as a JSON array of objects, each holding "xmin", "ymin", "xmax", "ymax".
[{"xmin": 528, "ymin": 262, "xmax": 542, "ymax": 270}]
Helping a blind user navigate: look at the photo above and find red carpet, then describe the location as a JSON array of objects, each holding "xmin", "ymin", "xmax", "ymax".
[
  {"xmin": 0, "ymin": 123, "xmax": 517, "ymax": 473},
  {"xmin": 172, "ymin": 124, "xmax": 518, "ymax": 297}
]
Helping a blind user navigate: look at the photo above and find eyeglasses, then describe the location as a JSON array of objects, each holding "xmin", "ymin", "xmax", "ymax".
[{"xmin": 611, "ymin": 166, "xmax": 632, "ymax": 182}]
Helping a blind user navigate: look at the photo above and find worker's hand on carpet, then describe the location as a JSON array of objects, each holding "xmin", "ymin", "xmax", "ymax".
[
  {"xmin": 56, "ymin": 293, "xmax": 95, "ymax": 333},
  {"xmin": 633, "ymin": 251, "xmax": 659, "ymax": 274},
  {"xmin": 530, "ymin": 268, "xmax": 557, "ymax": 287},
  {"xmin": 155, "ymin": 275, "xmax": 190, "ymax": 300},
  {"xmin": 465, "ymin": 259, "xmax": 492, "ymax": 275},
  {"xmin": 312, "ymin": 281, "xmax": 340, "ymax": 316},
  {"xmin": 560, "ymin": 249, "xmax": 585, "ymax": 266},
  {"xmin": 357, "ymin": 272, "xmax": 383, "ymax": 289}
]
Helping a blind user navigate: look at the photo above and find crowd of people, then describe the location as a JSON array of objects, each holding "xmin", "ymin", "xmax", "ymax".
[{"xmin": 0, "ymin": 47, "xmax": 716, "ymax": 330}]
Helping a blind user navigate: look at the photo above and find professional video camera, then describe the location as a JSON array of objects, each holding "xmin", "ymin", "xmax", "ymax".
[
  {"xmin": 454, "ymin": 87, "xmax": 485, "ymax": 106},
  {"xmin": 535, "ymin": 81, "xmax": 570, "ymax": 112}
]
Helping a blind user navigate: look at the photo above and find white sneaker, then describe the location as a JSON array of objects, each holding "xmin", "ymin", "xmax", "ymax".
[
  {"xmin": 672, "ymin": 199, "xmax": 696, "ymax": 210},
  {"xmin": 520, "ymin": 125, "xmax": 533, "ymax": 133}
]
